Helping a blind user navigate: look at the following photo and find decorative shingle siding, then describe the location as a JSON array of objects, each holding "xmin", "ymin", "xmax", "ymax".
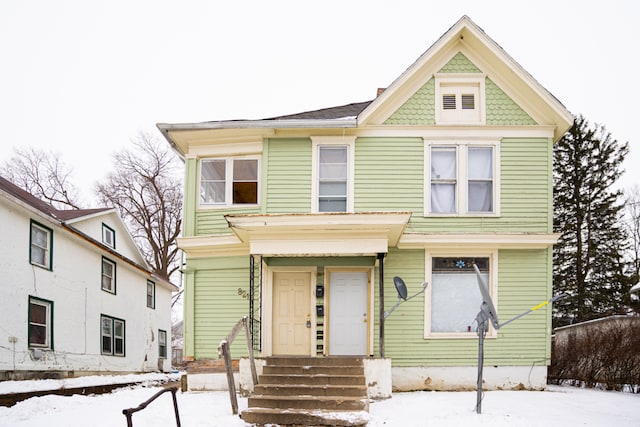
[
  {"xmin": 354, "ymin": 137, "xmax": 424, "ymax": 213},
  {"xmin": 384, "ymin": 78, "xmax": 435, "ymax": 125},
  {"xmin": 438, "ymin": 52, "xmax": 482, "ymax": 73},
  {"xmin": 265, "ymin": 138, "xmax": 313, "ymax": 214},
  {"xmin": 384, "ymin": 52, "xmax": 536, "ymax": 126},
  {"xmin": 486, "ymin": 78, "xmax": 536, "ymax": 125}
]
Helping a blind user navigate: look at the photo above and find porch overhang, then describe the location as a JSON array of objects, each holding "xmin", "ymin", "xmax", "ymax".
[{"xmin": 225, "ymin": 212, "xmax": 412, "ymax": 257}]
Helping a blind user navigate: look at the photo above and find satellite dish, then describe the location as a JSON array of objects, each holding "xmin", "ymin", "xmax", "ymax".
[
  {"xmin": 473, "ymin": 264, "xmax": 500, "ymax": 330},
  {"xmin": 384, "ymin": 277, "xmax": 428, "ymax": 318},
  {"xmin": 393, "ymin": 276, "xmax": 408, "ymax": 300}
]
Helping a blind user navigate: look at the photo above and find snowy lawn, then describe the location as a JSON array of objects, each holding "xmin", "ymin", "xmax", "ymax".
[{"xmin": 0, "ymin": 374, "xmax": 638, "ymax": 426}]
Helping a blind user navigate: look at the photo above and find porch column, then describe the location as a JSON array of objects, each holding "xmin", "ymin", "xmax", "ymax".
[{"xmin": 378, "ymin": 252, "xmax": 385, "ymax": 358}]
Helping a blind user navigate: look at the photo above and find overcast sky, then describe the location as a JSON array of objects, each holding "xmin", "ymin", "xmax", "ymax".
[{"xmin": 1, "ymin": 0, "xmax": 638, "ymax": 204}]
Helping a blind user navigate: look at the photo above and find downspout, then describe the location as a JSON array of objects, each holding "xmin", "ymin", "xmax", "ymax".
[{"xmin": 378, "ymin": 253, "xmax": 385, "ymax": 358}]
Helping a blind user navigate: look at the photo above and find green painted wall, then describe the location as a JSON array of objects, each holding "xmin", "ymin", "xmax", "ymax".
[
  {"xmin": 384, "ymin": 52, "xmax": 535, "ymax": 126},
  {"xmin": 264, "ymin": 138, "xmax": 313, "ymax": 213},
  {"xmin": 378, "ymin": 248, "xmax": 551, "ymax": 366},
  {"xmin": 354, "ymin": 137, "xmax": 424, "ymax": 213},
  {"xmin": 189, "ymin": 256, "xmax": 253, "ymax": 358}
]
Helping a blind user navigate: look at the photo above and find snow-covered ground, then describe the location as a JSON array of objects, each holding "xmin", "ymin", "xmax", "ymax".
[{"xmin": 0, "ymin": 374, "xmax": 638, "ymax": 426}]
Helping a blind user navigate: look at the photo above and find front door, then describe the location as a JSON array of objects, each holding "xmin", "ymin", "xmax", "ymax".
[
  {"xmin": 272, "ymin": 271, "xmax": 312, "ymax": 355},
  {"xmin": 328, "ymin": 271, "xmax": 369, "ymax": 355}
]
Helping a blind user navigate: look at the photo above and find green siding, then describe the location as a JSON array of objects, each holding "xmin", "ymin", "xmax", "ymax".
[
  {"xmin": 354, "ymin": 137, "xmax": 552, "ymax": 233},
  {"xmin": 379, "ymin": 248, "xmax": 551, "ymax": 366},
  {"xmin": 384, "ymin": 53, "xmax": 535, "ymax": 126},
  {"xmin": 265, "ymin": 138, "xmax": 312, "ymax": 213},
  {"xmin": 191, "ymin": 256, "xmax": 252, "ymax": 358},
  {"xmin": 384, "ymin": 79, "xmax": 435, "ymax": 125},
  {"xmin": 486, "ymin": 78, "xmax": 536, "ymax": 125},
  {"xmin": 355, "ymin": 137, "xmax": 424, "ymax": 213},
  {"xmin": 438, "ymin": 52, "xmax": 482, "ymax": 73}
]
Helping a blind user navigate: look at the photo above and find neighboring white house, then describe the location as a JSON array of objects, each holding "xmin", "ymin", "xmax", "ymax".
[{"xmin": 0, "ymin": 176, "xmax": 178, "ymax": 380}]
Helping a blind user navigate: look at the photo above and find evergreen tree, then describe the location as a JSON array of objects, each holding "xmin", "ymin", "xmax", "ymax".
[{"xmin": 553, "ymin": 115, "xmax": 630, "ymax": 327}]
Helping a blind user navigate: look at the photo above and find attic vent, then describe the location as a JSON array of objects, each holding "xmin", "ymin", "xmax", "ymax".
[
  {"xmin": 461, "ymin": 94, "xmax": 475, "ymax": 110},
  {"xmin": 443, "ymin": 95, "xmax": 456, "ymax": 110}
]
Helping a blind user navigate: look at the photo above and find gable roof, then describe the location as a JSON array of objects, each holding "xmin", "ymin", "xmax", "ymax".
[
  {"xmin": 0, "ymin": 176, "xmax": 112, "ymax": 222},
  {"xmin": 358, "ymin": 15, "xmax": 572, "ymax": 140},
  {"xmin": 158, "ymin": 15, "xmax": 572, "ymax": 154},
  {"xmin": 0, "ymin": 176, "xmax": 178, "ymax": 291}
]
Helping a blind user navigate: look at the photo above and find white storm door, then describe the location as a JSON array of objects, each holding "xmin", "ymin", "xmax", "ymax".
[
  {"xmin": 272, "ymin": 272, "xmax": 312, "ymax": 355},
  {"xmin": 328, "ymin": 271, "xmax": 368, "ymax": 355}
]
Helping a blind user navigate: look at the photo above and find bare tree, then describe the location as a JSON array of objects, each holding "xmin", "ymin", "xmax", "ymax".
[
  {"xmin": 625, "ymin": 185, "xmax": 640, "ymax": 280},
  {"xmin": 96, "ymin": 132, "xmax": 183, "ymax": 282},
  {"xmin": 1, "ymin": 147, "xmax": 82, "ymax": 210}
]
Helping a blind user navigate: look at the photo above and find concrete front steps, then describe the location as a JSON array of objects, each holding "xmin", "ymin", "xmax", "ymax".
[{"xmin": 241, "ymin": 356, "xmax": 370, "ymax": 426}]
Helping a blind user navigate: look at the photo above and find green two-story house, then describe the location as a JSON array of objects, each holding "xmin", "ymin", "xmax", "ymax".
[{"xmin": 158, "ymin": 16, "xmax": 572, "ymax": 392}]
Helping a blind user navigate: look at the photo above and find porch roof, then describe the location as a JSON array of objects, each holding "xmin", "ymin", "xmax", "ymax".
[{"xmin": 225, "ymin": 212, "xmax": 412, "ymax": 257}]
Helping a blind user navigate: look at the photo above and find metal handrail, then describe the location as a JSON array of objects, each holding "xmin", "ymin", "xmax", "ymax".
[{"xmin": 122, "ymin": 386, "xmax": 181, "ymax": 427}]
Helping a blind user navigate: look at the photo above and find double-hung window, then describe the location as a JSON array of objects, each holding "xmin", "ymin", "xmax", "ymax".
[
  {"xmin": 200, "ymin": 158, "xmax": 259, "ymax": 206},
  {"xmin": 427, "ymin": 142, "xmax": 498, "ymax": 215},
  {"xmin": 102, "ymin": 224, "xmax": 115, "ymax": 248},
  {"xmin": 426, "ymin": 254, "xmax": 496, "ymax": 337},
  {"xmin": 101, "ymin": 315, "xmax": 125, "ymax": 356},
  {"xmin": 101, "ymin": 257, "xmax": 116, "ymax": 294},
  {"xmin": 147, "ymin": 280, "xmax": 155, "ymax": 309},
  {"xmin": 30, "ymin": 220, "xmax": 52, "ymax": 270},
  {"xmin": 29, "ymin": 296, "xmax": 53, "ymax": 349},
  {"xmin": 312, "ymin": 136, "xmax": 355, "ymax": 213},
  {"xmin": 158, "ymin": 329, "xmax": 167, "ymax": 358}
]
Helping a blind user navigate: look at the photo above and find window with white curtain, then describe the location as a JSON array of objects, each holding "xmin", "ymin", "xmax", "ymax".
[
  {"xmin": 318, "ymin": 146, "xmax": 348, "ymax": 212},
  {"xmin": 430, "ymin": 257, "xmax": 490, "ymax": 333},
  {"xmin": 427, "ymin": 142, "xmax": 497, "ymax": 215}
]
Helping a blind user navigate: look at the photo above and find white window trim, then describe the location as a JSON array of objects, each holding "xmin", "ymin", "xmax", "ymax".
[
  {"xmin": 147, "ymin": 280, "xmax": 156, "ymax": 309},
  {"xmin": 29, "ymin": 296, "xmax": 53, "ymax": 349},
  {"xmin": 158, "ymin": 329, "xmax": 167, "ymax": 358},
  {"xmin": 30, "ymin": 221, "xmax": 52, "ymax": 270},
  {"xmin": 424, "ymin": 139, "xmax": 500, "ymax": 217},
  {"xmin": 198, "ymin": 156, "xmax": 261, "ymax": 208},
  {"xmin": 102, "ymin": 223, "xmax": 115, "ymax": 248},
  {"xmin": 435, "ymin": 73, "xmax": 486, "ymax": 125},
  {"xmin": 311, "ymin": 136, "xmax": 356, "ymax": 213},
  {"xmin": 424, "ymin": 250, "xmax": 498, "ymax": 339},
  {"xmin": 101, "ymin": 257, "xmax": 116, "ymax": 294}
]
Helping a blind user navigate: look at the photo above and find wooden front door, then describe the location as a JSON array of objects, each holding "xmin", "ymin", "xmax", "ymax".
[{"xmin": 272, "ymin": 271, "xmax": 312, "ymax": 355}]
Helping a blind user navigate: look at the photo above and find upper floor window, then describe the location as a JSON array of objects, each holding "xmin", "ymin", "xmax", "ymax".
[
  {"xmin": 311, "ymin": 136, "xmax": 355, "ymax": 213},
  {"xmin": 101, "ymin": 314, "xmax": 125, "ymax": 356},
  {"xmin": 426, "ymin": 141, "xmax": 498, "ymax": 216},
  {"xmin": 435, "ymin": 74, "xmax": 485, "ymax": 125},
  {"xmin": 147, "ymin": 280, "xmax": 155, "ymax": 309},
  {"xmin": 30, "ymin": 220, "xmax": 52, "ymax": 270},
  {"xmin": 102, "ymin": 223, "xmax": 115, "ymax": 248},
  {"xmin": 101, "ymin": 257, "xmax": 116, "ymax": 294},
  {"xmin": 200, "ymin": 157, "xmax": 259, "ymax": 207},
  {"xmin": 29, "ymin": 296, "xmax": 53, "ymax": 349}
]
